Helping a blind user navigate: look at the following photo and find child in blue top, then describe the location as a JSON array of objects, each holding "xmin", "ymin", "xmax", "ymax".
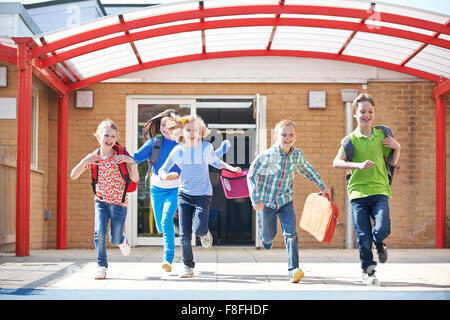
[
  {"xmin": 159, "ymin": 114, "xmax": 241, "ymax": 278},
  {"xmin": 133, "ymin": 109, "xmax": 229, "ymax": 273}
]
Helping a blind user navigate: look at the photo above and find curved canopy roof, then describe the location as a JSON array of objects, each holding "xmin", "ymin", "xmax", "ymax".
[{"xmin": 21, "ymin": 0, "xmax": 450, "ymax": 92}]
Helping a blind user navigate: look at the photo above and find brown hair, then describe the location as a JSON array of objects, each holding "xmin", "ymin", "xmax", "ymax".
[
  {"xmin": 352, "ymin": 93, "xmax": 375, "ymax": 114},
  {"xmin": 142, "ymin": 108, "xmax": 178, "ymax": 141},
  {"xmin": 165, "ymin": 114, "xmax": 210, "ymax": 144}
]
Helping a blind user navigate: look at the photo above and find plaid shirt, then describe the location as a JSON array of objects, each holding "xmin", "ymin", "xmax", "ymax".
[{"xmin": 247, "ymin": 145, "xmax": 326, "ymax": 209}]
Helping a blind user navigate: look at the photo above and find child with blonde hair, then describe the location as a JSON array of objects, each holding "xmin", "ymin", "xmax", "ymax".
[
  {"xmin": 132, "ymin": 109, "xmax": 230, "ymax": 273},
  {"xmin": 159, "ymin": 114, "xmax": 241, "ymax": 278},
  {"xmin": 70, "ymin": 119, "xmax": 139, "ymax": 279},
  {"xmin": 247, "ymin": 119, "xmax": 330, "ymax": 283}
]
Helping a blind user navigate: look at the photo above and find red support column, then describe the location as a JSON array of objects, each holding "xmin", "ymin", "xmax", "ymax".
[
  {"xmin": 14, "ymin": 38, "xmax": 33, "ymax": 256},
  {"xmin": 435, "ymin": 95, "xmax": 446, "ymax": 248},
  {"xmin": 57, "ymin": 95, "xmax": 69, "ymax": 249}
]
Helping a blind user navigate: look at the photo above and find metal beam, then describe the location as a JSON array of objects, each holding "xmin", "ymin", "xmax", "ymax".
[
  {"xmin": 432, "ymin": 78, "xmax": 450, "ymax": 99},
  {"xmin": 435, "ymin": 95, "xmax": 446, "ymax": 248},
  {"xmin": 68, "ymin": 49, "xmax": 443, "ymax": 91},
  {"xmin": 13, "ymin": 37, "xmax": 33, "ymax": 256},
  {"xmin": 57, "ymin": 95, "xmax": 69, "ymax": 250},
  {"xmin": 31, "ymin": 5, "xmax": 450, "ymax": 58}
]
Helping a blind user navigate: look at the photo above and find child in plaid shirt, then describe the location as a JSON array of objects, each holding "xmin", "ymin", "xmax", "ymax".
[{"xmin": 247, "ymin": 120, "xmax": 330, "ymax": 283}]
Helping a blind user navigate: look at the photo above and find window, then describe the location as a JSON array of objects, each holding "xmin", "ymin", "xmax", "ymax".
[{"xmin": 30, "ymin": 87, "xmax": 38, "ymax": 169}]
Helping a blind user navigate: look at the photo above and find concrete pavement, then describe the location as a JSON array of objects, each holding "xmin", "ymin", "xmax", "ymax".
[{"xmin": 0, "ymin": 247, "xmax": 449, "ymax": 300}]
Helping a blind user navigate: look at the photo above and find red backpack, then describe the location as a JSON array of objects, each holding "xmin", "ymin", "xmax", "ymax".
[{"xmin": 90, "ymin": 143, "xmax": 138, "ymax": 203}]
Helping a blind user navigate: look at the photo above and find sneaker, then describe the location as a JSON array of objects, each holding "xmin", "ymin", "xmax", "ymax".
[
  {"xmin": 94, "ymin": 266, "xmax": 107, "ymax": 280},
  {"xmin": 262, "ymin": 241, "xmax": 272, "ymax": 250},
  {"xmin": 375, "ymin": 242, "xmax": 388, "ymax": 263},
  {"xmin": 289, "ymin": 268, "xmax": 305, "ymax": 283},
  {"xmin": 179, "ymin": 265, "xmax": 194, "ymax": 278},
  {"xmin": 200, "ymin": 230, "xmax": 213, "ymax": 249},
  {"xmin": 362, "ymin": 265, "xmax": 379, "ymax": 285},
  {"xmin": 119, "ymin": 233, "xmax": 131, "ymax": 256},
  {"xmin": 161, "ymin": 261, "xmax": 172, "ymax": 273}
]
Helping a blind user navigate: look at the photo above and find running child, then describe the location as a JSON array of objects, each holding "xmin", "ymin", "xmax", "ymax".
[
  {"xmin": 132, "ymin": 109, "xmax": 230, "ymax": 273},
  {"xmin": 158, "ymin": 114, "xmax": 241, "ymax": 278},
  {"xmin": 247, "ymin": 119, "xmax": 330, "ymax": 283},
  {"xmin": 70, "ymin": 119, "xmax": 139, "ymax": 280},
  {"xmin": 333, "ymin": 93, "xmax": 401, "ymax": 285}
]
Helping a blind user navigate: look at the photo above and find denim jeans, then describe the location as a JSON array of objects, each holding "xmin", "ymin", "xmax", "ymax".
[
  {"xmin": 258, "ymin": 201, "xmax": 299, "ymax": 272},
  {"xmin": 177, "ymin": 192, "xmax": 212, "ymax": 268},
  {"xmin": 94, "ymin": 200, "xmax": 127, "ymax": 268},
  {"xmin": 350, "ymin": 194, "xmax": 391, "ymax": 272},
  {"xmin": 150, "ymin": 185, "xmax": 178, "ymax": 264}
]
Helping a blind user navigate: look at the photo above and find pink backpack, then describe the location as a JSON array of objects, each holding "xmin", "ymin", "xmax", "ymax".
[{"xmin": 220, "ymin": 169, "xmax": 250, "ymax": 199}]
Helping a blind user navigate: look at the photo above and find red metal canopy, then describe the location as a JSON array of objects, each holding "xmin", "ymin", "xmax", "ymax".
[{"xmin": 1, "ymin": 0, "xmax": 448, "ymax": 254}]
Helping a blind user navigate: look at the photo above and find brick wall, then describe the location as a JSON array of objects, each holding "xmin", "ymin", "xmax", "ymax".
[
  {"xmin": 1, "ymin": 65, "xmax": 448, "ymax": 250},
  {"xmin": 0, "ymin": 62, "xmax": 58, "ymax": 250},
  {"xmin": 64, "ymin": 81, "xmax": 449, "ymax": 249}
]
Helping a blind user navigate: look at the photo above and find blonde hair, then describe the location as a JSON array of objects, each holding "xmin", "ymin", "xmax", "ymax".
[
  {"xmin": 352, "ymin": 93, "xmax": 375, "ymax": 114},
  {"xmin": 94, "ymin": 119, "xmax": 119, "ymax": 140},
  {"xmin": 166, "ymin": 114, "xmax": 210, "ymax": 143},
  {"xmin": 274, "ymin": 119, "xmax": 297, "ymax": 135}
]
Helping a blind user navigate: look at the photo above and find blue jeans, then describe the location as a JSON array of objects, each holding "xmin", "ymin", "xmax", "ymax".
[
  {"xmin": 94, "ymin": 200, "xmax": 127, "ymax": 268},
  {"xmin": 150, "ymin": 185, "xmax": 178, "ymax": 264},
  {"xmin": 178, "ymin": 192, "xmax": 212, "ymax": 268},
  {"xmin": 350, "ymin": 194, "xmax": 391, "ymax": 272},
  {"xmin": 258, "ymin": 202, "xmax": 299, "ymax": 272}
]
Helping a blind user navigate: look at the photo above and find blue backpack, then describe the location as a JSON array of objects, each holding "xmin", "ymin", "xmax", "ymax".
[{"xmin": 341, "ymin": 125, "xmax": 397, "ymax": 186}]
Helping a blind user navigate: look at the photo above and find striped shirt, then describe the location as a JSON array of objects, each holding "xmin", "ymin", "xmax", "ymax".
[
  {"xmin": 247, "ymin": 145, "xmax": 327, "ymax": 209},
  {"xmin": 158, "ymin": 141, "xmax": 224, "ymax": 196}
]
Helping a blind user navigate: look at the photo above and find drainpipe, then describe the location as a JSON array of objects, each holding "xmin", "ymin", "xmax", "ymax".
[{"xmin": 340, "ymin": 89, "xmax": 358, "ymax": 249}]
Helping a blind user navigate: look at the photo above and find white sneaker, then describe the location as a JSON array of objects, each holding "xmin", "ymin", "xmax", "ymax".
[
  {"xmin": 94, "ymin": 266, "xmax": 107, "ymax": 280},
  {"xmin": 179, "ymin": 265, "xmax": 194, "ymax": 278},
  {"xmin": 200, "ymin": 230, "xmax": 213, "ymax": 249},
  {"xmin": 362, "ymin": 265, "xmax": 379, "ymax": 285},
  {"xmin": 119, "ymin": 233, "xmax": 131, "ymax": 256}
]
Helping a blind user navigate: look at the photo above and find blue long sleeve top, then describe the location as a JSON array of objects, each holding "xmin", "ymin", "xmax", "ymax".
[
  {"xmin": 133, "ymin": 136, "xmax": 229, "ymax": 189},
  {"xmin": 158, "ymin": 141, "xmax": 225, "ymax": 196}
]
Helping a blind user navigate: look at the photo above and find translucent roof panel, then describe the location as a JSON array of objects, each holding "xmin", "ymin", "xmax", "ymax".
[
  {"xmin": 67, "ymin": 43, "xmax": 137, "ymax": 79},
  {"xmin": 205, "ymin": 27, "xmax": 273, "ymax": 52},
  {"xmin": 405, "ymin": 45, "xmax": 450, "ymax": 78},
  {"xmin": 272, "ymin": 27, "xmax": 352, "ymax": 53},
  {"xmin": 27, "ymin": 0, "xmax": 449, "ymax": 89},
  {"xmin": 135, "ymin": 31, "xmax": 202, "ymax": 61},
  {"xmin": 344, "ymin": 32, "xmax": 422, "ymax": 64}
]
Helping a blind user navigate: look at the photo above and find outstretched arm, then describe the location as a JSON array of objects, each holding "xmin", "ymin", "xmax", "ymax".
[
  {"xmin": 332, "ymin": 149, "xmax": 375, "ymax": 170},
  {"xmin": 70, "ymin": 152, "xmax": 100, "ymax": 180}
]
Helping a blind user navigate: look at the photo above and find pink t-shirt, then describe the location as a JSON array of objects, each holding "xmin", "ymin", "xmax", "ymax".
[{"xmin": 91, "ymin": 153, "xmax": 128, "ymax": 206}]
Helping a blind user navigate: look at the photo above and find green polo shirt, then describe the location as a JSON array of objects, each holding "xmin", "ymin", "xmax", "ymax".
[{"xmin": 341, "ymin": 127, "xmax": 392, "ymax": 200}]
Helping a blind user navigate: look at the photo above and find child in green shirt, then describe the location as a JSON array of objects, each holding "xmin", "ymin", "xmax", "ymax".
[{"xmin": 333, "ymin": 93, "xmax": 401, "ymax": 285}]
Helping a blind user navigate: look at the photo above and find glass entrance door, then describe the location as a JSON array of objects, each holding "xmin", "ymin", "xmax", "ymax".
[{"xmin": 126, "ymin": 97, "xmax": 194, "ymax": 245}]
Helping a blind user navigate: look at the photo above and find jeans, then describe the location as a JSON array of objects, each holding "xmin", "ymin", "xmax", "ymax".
[
  {"xmin": 258, "ymin": 201, "xmax": 299, "ymax": 272},
  {"xmin": 150, "ymin": 185, "xmax": 178, "ymax": 264},
  {"xmin": 178, "ymin": 192, "xmax": 212, "ymax": 268},
  {"xmin": 94, "ymin": 200, "xmax": 127, "ymax": 268},
  {"xmin": 350, "ymin": 194, "xmax": 391, "ymax": 272}
]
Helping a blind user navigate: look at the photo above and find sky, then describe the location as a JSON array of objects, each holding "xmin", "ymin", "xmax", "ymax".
[{"xmin": 5, "ymin": 0, "xmax": 450, "ymax": 16}]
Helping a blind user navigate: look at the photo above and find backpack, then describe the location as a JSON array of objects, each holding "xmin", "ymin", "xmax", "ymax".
[
  {"xmin": 341, "ymin": 125, "xmax": 397, "ymax": 186},
  {"xmin": 91, "ymin": 142, "xmax": 138, "ymax": 203},
  {"xmin": 144, "ymin": 134, "xmax": 163, "ymax": 186}
]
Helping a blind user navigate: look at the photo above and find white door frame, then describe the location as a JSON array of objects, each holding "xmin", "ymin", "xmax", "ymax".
[{"xmin": 125, "ymin": 94, "xmax": 267, "ymax": 247}]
